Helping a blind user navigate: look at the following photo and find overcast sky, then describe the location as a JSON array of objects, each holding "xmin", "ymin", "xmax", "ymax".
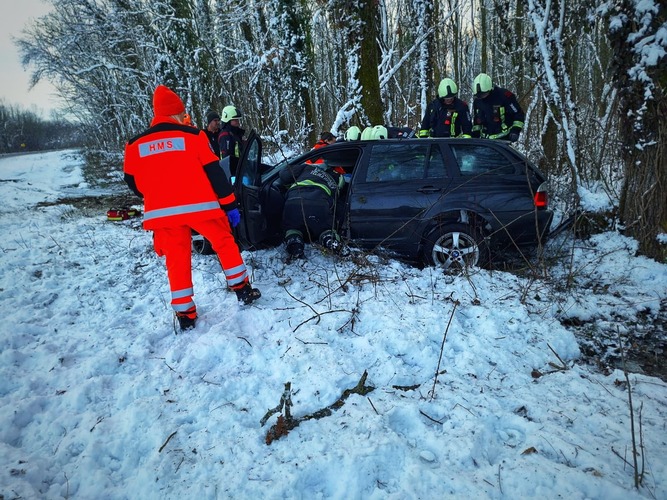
[{"xmin": 0, "ymin": 0, "xmax": 57, "ymax": 118}]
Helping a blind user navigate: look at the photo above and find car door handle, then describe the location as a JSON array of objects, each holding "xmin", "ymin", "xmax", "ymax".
[{"xmin": 417, "ymin": 186, "xmax": 442, "ymax": 193}]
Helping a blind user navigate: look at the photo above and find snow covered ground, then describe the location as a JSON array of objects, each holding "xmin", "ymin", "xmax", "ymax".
[{"xmin": 1, "ymin": 150, "xmax": 665, "ymax": 499}]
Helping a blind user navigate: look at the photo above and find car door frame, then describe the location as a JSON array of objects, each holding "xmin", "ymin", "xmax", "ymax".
[
  {"xmin": 347, "ymin": 139, "xmax": 456, "ymax": 255},
  {"xmin": 233, "ymin": 130, "xmax": 273, "ymax": 249}
]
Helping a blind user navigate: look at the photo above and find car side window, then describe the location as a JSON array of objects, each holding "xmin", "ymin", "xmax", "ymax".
[
  {"xmin": 451, "ymin": 144, "xmax": 516, "ymax": 175},
  {"xmin": 243, "ymin": 137, "xmax": 261, "ymax": 186},
  {"xmin": 426, "ymin": 147, "xmax": 447, "ymax": 179},
  {"xmin": 365, "ymin": 143, "xmax": 430, "ymax": 182}
]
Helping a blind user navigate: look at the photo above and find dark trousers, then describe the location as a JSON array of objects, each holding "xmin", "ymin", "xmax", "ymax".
[{"xmin": 282, "ymin": 192, "xmax": 335, "ymax": 242}]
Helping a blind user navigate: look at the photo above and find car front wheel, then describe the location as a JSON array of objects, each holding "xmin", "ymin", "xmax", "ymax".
[{"xmin": 423, "ymin": 224, "xmax": 489, "ymax": 271}]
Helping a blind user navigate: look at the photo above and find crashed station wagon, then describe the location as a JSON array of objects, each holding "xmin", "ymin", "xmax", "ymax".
[{"xmin": 194, "ymin": 131, "xmax": 553, "ymax": 270}]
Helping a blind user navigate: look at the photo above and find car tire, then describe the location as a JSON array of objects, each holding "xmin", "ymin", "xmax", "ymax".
[
  {"xmin": 423, "ymin": 223, "xmax": 489, "ymax": 271},
  {"xmin": 192, "ymin": 234, "xmax": 215, "ymax": 255}
]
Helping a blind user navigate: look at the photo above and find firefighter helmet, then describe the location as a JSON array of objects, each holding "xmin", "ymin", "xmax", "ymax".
[
  {"xmin": 438, "ymin": 78, "xmax": 458, "ymax": 99},
  {"xmin": 360, "ymin": 126, "xmax": 374, "ymax": 140},
  {"xmin": 345, "ymin": 126, "xmax": 361, "ymax": 141},
  {"xmin": 473, "ymin": 73, "xmax": 493, "ymax": 97},
  {"xmin": 221, "ymin": 105, "xmax": 242, "ymax": 123},
  {"xmin": 372, "ymin": 125, "xmax": 388, "ymax": 140}
]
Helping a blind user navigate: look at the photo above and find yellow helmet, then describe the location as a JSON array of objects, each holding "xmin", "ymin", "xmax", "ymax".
[
  {"xmin": 221, "ymin": 105, "xmax": 242, "ymax": 123},
  {"xmin": 360, "ymin": 126, "xmax": 375, "ymax": 140},
  {"xmin": 345, "ymin": 126, "xmax": 361, "ymax": 141},
  {"xmin": 438, "ymin": 78, "xmax": 458, "ymax": 99},
  {"xmin": 473, "ymin": 73, "xmax": 493, "ymax": 97},
  {"xmin": 372, "ymin": 125, "xmax": 388, "ymax": 140}
]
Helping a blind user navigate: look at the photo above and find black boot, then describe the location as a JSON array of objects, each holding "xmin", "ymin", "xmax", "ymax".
[
  {"xmin": 175, "ymin": 308, "xmax": 197, "ymax": 331},
  {"xmin": 285, "ymin": 232, "xmax": 305, "ymax": 258},
  {"xmin": 235, "ymin": 283, "xmax": 262, "ymax": 305},
  {"xmin": 319, "ymin": 230, "xmax": 342, "ymax": 253}
]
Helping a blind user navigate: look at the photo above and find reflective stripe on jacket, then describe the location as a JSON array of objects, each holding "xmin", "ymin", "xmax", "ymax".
[{"xmin": 280, "ymin": 163, "xmax": 344, "ymax": 199}]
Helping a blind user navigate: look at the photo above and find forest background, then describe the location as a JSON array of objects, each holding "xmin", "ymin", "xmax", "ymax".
[{"xmin": 4, "ymin": 0, "xmax": 666, "ymax": 261}]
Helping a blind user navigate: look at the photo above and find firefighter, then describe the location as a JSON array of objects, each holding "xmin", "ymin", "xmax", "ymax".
[
  {"xmin": 279, "ymin": 162, "xmax": 346, "ymax": 259},
  {"xmin": 123, "ymin": 85, "xmax": 260, "ymax": 332},
  {"xmin": 471, "ymin": 73, "xmax": 525, "ymax": 142},
  {"xmin": 418, "ymin": 78, "xmax": 472, "ymax": 138},
  {"xmin": 218, "ymin": 105, "xmax": 245, "ymax": 177}
]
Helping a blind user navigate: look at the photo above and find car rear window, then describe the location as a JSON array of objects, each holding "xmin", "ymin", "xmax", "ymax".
[
  {"xmin": 451, "ymin": 144, "xmax": 516, "ymax": 175},
  {"xmin": 365, "ymin": 143, "xmax": 447, "ymax": 182}
]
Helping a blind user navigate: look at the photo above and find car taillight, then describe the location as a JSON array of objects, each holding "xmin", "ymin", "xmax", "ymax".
[{"xmin": 534, "ymin": 183, "xmax": 548, "ymax": 208}]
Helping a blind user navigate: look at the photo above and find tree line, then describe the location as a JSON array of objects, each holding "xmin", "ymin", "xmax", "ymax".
[
  {"xmin": 0, "ymin": 103, "xmax": 85, "ymax": 153},
  {"xmin": 15, "ymin": 0, "xmax": 666, "ymax": 261}
]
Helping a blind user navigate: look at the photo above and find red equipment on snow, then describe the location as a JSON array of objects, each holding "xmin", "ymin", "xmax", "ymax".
[{"xmin": 106, "ymin": 208, "xmax": 141, "ymax": 221}]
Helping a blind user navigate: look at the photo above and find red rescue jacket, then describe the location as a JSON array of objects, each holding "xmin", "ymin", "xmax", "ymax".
[{"xmin": 123, "ymin": 116, "xmax": 237, "ymax": 230}]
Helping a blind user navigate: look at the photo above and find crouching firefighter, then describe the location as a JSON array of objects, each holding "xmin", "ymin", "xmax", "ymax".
[
  {"xmin": 279, "ymin": 162, "xmax": 346, "ymax": 259},
  {"xmin": 123, "ymin": 85, "xmax": 261, "ymax": 332}
]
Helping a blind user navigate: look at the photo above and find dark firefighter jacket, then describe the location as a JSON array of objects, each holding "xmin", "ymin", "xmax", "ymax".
[
  {"xmin": 419, "ymin": 97, "xmax": 472, "ymax": 137},
  {"xmin": 472, "ymin": 87, "xmax": 525, "ymax": 140}
]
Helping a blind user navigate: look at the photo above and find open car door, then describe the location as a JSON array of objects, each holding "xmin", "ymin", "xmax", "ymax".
[{"xmin": 233, "ymin": 130, "xmax": 273, "ymax": 249}]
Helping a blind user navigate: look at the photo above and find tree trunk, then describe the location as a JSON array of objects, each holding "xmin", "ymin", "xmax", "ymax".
[
  {"xmin": 619, "ymin": 96, "xmax": 667, "ymax": 261},
  {"xmin": 609, "ymin": 0, "xmax": 667, "ymax": 261},
  {"xmin": 357, "ymin": 0, "xmax": 384, "ymax": 125}
]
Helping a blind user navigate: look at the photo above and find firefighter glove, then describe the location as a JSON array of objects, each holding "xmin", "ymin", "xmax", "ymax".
[
  {"xmin": 508, "ymin": 128, "xmax": 520, "ymax": 142},
  {"xmin": 226, "ymin": 208, "xmax": 241, "ymax": 228}
]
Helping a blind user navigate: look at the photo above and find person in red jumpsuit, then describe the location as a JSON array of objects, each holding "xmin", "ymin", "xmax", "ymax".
[{"xmin": 123, "ymin": 85, "xmax": 261, "ymax": 332}]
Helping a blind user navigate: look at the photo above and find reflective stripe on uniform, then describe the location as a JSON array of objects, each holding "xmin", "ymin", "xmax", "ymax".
[
  {"xmin": 290, "ymin": 179, "xmax": 332, "ymax": 197},
  {"xmin": 144, "ymin": 201, "xmax": 220, "ymax": 222},
  {"xmin": 450, "ymin": 112, "xmax": 458, "ymax": 137},
  {"xmin": 173, "ymin": 300, "xmax": 195, "ymax": 312},
  {"xmin": 172, "ymin": 287, "xmax": 194, "ymax": 299},
  {"xmin": 224, "ymin": 263, "xmax": 248, "ymax": 287}
]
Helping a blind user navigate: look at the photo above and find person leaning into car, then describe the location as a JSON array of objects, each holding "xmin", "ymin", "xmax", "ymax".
[
  {"xmin": 279, "ymin": 162, "xmax": 345, "ymax": 259},
  {"xmin": 123, "ymin": 85, "xmax": 261, "ymax": 332},
  {"xmin": 418, "ymin": 78, "xmax": 472, "ymax": 138},
  {"xmin": 471, "ymin": 73, "xmax": 525, "ymax": 142}
]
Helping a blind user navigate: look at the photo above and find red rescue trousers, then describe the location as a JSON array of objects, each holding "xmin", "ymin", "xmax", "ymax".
[{"xmin": 152, "ymin": 217, "xmax": 249, "ymax": 315}]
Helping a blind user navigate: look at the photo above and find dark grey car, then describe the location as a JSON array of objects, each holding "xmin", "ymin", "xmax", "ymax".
[{"xmin": 196, "ymin": 131, "xmax": 553, "ymax": 270}]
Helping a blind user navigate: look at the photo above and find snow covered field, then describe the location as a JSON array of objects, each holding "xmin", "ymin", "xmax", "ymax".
[{"xmin": 1, "ymin": 150, "xmax": 665, "ymax": 499}]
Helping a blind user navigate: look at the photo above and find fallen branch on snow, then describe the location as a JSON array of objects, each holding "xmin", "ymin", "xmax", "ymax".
[{"xmin": 261, "ymin": 371, "xmax": 375, "ymax": 445}]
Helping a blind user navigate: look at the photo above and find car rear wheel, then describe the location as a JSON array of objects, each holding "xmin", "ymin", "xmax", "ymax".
[
  {"xmin": 423, "ymin": 223, "xmax": 489, "ymax": 271},
  {"xmin": 192, "ymin": 233, "xmax": 215, "ymax": 255}
]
